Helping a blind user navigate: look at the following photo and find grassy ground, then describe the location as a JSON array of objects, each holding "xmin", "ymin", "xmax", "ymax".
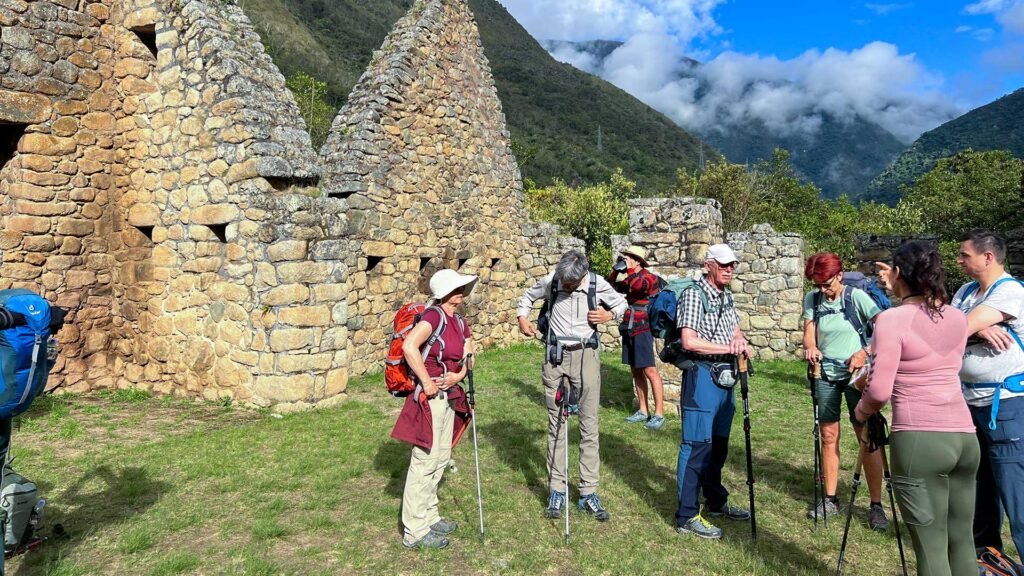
[{"xmin": 6, "ymin": 344, "xmax": 920, "ymax": 575}]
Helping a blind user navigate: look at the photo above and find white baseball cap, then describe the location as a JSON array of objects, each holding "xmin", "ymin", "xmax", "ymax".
[
  {"xmin": 705, "ymin": 243, "xmax": 739, "ymax": 265},
  {"xmin": 429, "ymin": 269, "xmax": 478, "ymax": 302}
]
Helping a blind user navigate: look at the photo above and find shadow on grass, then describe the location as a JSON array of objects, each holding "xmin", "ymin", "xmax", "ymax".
[
  {"xmin": 480, "ymin": 420, "xmax": 550, "ymax": 506},
  {"xmin": 13, "ymin": 465, "xmax": 169, "ymax": 576},
  {"xmin": 722, "ymin": 524, "xmax": 834, "ymax": 575},
  {"xmin": 601, "ymin": 432, "xmax": 678, "ymax": 525},
  {"xmin": 374, "ymin": 440, "xmax": 411, "ymax": 500},
  {"xmin": 504, "ymin": 375, "xmax": 545, "ymax": 408}
]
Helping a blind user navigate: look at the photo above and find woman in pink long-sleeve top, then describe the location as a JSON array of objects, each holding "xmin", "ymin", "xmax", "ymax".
[{"xmin": 854, "ymin": 240, "xmax": 978, "ymax": 576}]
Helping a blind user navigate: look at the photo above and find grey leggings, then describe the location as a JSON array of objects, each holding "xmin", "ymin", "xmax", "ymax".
[{"xmin": 890, "ymin": 431, "xmax": 980, "ymax": 576}]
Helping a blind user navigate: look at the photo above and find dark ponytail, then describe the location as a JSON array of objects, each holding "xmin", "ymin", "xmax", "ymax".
[{"xmin": 892, "ymin": 240, "xmax": 949, "ymax": 318}]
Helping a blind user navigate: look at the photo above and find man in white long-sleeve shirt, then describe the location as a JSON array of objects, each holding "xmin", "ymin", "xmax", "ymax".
[{"xmin": 517, "ymin": 250, "xmax": 626, "ymax": 522}]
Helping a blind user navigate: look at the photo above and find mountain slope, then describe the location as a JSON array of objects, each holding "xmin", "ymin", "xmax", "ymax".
[
  {"xmin": 544, "ymin": 41, "xmax": 908, "ymax": 199},
  {"xmin": 865, "ymin": 88, "xmax": 1024, "ymax": 204},
  {"xmin": 238, "ymin": 0, "xmax": 713, "ymax": 193}
]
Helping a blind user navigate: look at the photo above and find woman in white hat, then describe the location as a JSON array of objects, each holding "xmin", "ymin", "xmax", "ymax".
[
  {"xmin": 608, "ymin": 246, "xmax": 666, "ymax": 430},
  {"xmin": 395, "ymin": 268, "xmax": 477, "ymax": 549}
]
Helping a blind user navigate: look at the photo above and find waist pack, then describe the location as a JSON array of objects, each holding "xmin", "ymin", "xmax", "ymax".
[
  {"xmin": 1, "ymin": 460, "xmax": 43, "ymax": 554},
  {"xmin": 977, "ymin": 546, "xmax": 1023, "ymax": 576},
  {"xmin": 0, "ymin": 290, "xmax": 56, "ymax": 419}
]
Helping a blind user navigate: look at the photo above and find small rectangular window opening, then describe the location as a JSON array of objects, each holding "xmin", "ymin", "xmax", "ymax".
[
  {"xmin": 489, "ymin": 258, "xmax": 500, "ymax": 268},
  {"xmin": 130, "ymin": 25, "xmax": 159, "ymax": 58},
  {"xmin": 135, "ymin": 225, "xmax": 154, "ymax": 242},
  {"xmin": 207, "ymin": 224, "xmax": 228, "ymax": 243},
  {"xmin": 458, "ymin": 258, "xmax": 469, "ymax": 269},
  {"xmin": 419, "ymin": 256, "xmax": 431, "ymax": 271},
  {"xmin": 366, "ymin": 255, "xmax": 384, "ymax": 272},
  {"xmin": 1, "ymin": 123, "xmax": 28, "ymax": 173}
]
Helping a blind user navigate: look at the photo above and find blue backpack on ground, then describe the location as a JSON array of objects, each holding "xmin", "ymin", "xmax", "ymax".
[
  {"xmin": 0, "ymin": 290, "xmax": 54, "ymax": 419},
  {"xmin": 812, "ymin": 271, "xmax": 891, "ymax": 347},
  {"xmin": 648, "ymin": 277, "xmax": 710, "ymax": 340},
  {"xmin": 958, "ymin": 277, "xmax": 1024, "ymax": 430}
]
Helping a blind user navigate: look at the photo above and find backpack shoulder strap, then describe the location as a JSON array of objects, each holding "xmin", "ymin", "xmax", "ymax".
[
  {"xmin": 587, "ymin": 271, "xmax": 597, "ymax": 311},
  {"xmin": 960, "ymin": 281, "xmax": 980, "ymax": 305},
  {"xmin": 841, "ymin": 285, "xmax": 868, "ymax": 347},
  {"xmin": 420, "ymin": 306, "xmax": 448, "ymax": 361}
]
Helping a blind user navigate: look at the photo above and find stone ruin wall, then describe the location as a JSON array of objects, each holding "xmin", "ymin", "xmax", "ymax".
[
  {"xmin": 1, "ymin": 0, "xmax": 350, "ymax": 409},
  {"xmin": 613, "ymin": 197, "xmax": 805, "ymax": 398},
  {"xmin": 1, "ymin": 0, "xmax": 580, "ymax": 407},
  {"xmin": 2, "ymin": 0, "xmax": 817, "ymax": 409},
  {"xmin": 319, "ymin": 0, "xmax": 578, "ymax": 377}
]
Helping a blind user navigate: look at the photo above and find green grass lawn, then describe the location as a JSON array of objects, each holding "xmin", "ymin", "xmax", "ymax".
[{"xmin": 8, "ymin": 344, "xmax": 919, "ymax": 575}]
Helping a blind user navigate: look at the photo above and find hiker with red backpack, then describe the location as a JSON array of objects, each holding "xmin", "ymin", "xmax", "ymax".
[
  {"xmin": 607, "ymin": 246, "xmax": 666, "ymax": 430},
  {"xmin": 802, "ymin": 252, "xmax": 890, "ymax": 532},
  {"xmin": 517, "ymin": 250, "xmax": 626, "ymax": 524},
  {"xmin": 390, "ymin": 269, "xmax": 477, "ymax": 550},
  {"xmin": 949, "ymin": 229, "xmax": 1024, "ymax": 569}
]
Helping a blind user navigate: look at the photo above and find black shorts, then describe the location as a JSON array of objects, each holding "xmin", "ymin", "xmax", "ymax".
[{"xmin": 622, "ymin": 330, "xmax": 656, "ymax": 368}]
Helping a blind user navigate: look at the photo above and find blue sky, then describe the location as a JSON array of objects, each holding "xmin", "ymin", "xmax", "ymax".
[{"xmin": 498, "ymin": 0, "xmax": 1024, "ymax": 141}]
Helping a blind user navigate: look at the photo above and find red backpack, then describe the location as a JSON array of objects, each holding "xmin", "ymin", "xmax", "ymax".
[{"xmin": 384, "ymin": 303, "xmax": 464, "ymax": 397}]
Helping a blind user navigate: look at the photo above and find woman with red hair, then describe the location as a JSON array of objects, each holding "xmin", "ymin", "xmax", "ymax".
[{"xmin": 802, "ymin": 252, "xmax": 888, "ymax": 531}]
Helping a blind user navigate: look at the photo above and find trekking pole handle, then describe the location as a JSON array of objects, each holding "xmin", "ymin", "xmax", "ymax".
[
  {"xmin": 738, "ymin": 352, "xmax": 749, "ymax": 374},
  {"xmin": 466, "ymin": 353, "xmax": 475, "ymax": 406},
  {"xmin": 812, "ymin": 361, "xmax": 821, "ymax": 380}
]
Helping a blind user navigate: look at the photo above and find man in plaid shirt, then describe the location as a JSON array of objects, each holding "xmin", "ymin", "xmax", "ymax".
[{"xmin": 675, "ymin": 243, "xmax": 753, "ymax": 540}]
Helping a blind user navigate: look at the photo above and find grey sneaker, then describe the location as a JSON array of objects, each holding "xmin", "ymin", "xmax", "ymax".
[
  {"xmin": 868, "ymin": 504, "xmax": 890, "ymax": 532},
  {"xmin": 578, "ymin": 493, "xmax": 611, "ymax": 522},
  {"xmin": 430, "ymin": 518, "xmax": 458, "ymax": 536},
  {"xmin": 625, "ymin": 410, "xmax": 649, "ymax": 423},
  {"xmin": 708, "ymin": 503, "xmax": 751, "ymax": 521},
  {"xmin": 645, "ymin": 415, "xmax": 666, "ymax": 430},
  {"xmin": 676, "ymin": 514, "xmax": 722, "ymax": 539},
  {"xmin": 402, "ymin": 531, "xmax": 450, "ymax": 550},
  {"xmin": 544, "ymin": 490, "xmax": 566, "ymax": 519},
  {"xmin": 807, "ymin": 497, "xmax": 841, "ymax": 520}
]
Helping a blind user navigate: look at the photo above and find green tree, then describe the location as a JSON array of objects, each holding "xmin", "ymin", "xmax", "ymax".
[
  {"xmin": 286, "ymin": 71, "xmax": 337, "ymax": 150},
  {"xmin": 902, "ymin": 149, "xmax": 1024, "ymax": 242},
  {"xmin": 525, "ymin": 174, "xmax": 631, "ymax": 273}
]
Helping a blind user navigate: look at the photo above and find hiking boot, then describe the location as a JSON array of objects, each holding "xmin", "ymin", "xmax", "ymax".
[
  {"xmin": 645, "ymin": 415, "xmax": 666, "ymax": 430},
  {"xmin": 868, "ymin": 504, "xmax": 890, "ymax": 532},
  {"xmin": 625, "ymin": 410, "xmax": 649, "ymax": 423},
  {"xmin": 578, "ymin": 493, "xmax": 611, "ymax": 522},
  {"xmin": 806, "ymin": 497, "xmax": 841, "ymax": 520},
  {"xmin": 676, "ymin": 514, "xmax": 723, "ymax": 539},
  {"xmin": 402, "ymin": 531, "xmax": 450, "ymax": 550},
  {"xmin": 430, "ymin": 518, "xmax": 458, "ymax": 536},
  {"xmin": 544, "ymin": 490, "xmax": 566, "ymax": 519},
  {"xmin": 707, "ymin": 503, "xmax": 751, "ymax": 521}
]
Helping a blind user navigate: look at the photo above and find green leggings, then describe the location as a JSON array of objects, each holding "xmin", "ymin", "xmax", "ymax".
[{"xmin": 890, "ymin": 431, "xmax": 980, "ymax": 576}]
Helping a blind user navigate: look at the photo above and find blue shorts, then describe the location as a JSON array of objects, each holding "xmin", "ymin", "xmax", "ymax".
[{"xmin": 622, "ymin": 330, "xmax": 656, "ymax": 368}]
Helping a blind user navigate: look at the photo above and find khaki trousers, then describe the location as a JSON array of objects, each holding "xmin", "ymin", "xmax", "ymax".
[
  {"xmin": 543, "ymin": 347, "xmax": 602, "ymax": 496},
  {"xmin": 401, "ymin": 395, "xmax": 454, "ymax": 543}
]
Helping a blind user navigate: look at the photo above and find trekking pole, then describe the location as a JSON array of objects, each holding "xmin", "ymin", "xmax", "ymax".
[
  {"xmin": 836, "ymin": 454, "xmax": 864, "ymax": 575},
  {"xmin": 738, "ymin": 353, "xmax": 757, "ymax": 541},
  {"xmin": 561, "ymin": 376, "xmax": 571, "ymax": 545},
  {"xmin": 466, "ymin": 354, "xmax": 485, "ymax": 543},
  {"xmin": 877, "ymin": 431, "xmax": 908, "ymax": 576},
  {"xmin": 808, "ymin": 361, "xmax": 826, "ymax": 529}
]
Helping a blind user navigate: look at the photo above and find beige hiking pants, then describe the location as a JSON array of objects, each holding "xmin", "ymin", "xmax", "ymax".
[
  {"xmin": 401, "ymin": 395, "xmax": 454, "ymax": 543},
  {"xmin": 543, "ymin": 347, "xmax": 602, "ymax": 497}
]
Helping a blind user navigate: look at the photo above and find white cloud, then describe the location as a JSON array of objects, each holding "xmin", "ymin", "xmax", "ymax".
[
  {"xmin": 865, "ymin": 3, "xmax": 913, "ymax": 15},
  {"xmin": 956, "ymin": 24, "xmax": 974, "ymax": 32},
  {"xmin": 498, "ymin": 1, "xmax": 961, "ymax": 144},
  {"xmin": 964, "ymin": 0, "xmax": 1012, "ymax": 15},
  {"xmin": 496, "ymin": 0, "xmax": 724, "ymax": 43}
]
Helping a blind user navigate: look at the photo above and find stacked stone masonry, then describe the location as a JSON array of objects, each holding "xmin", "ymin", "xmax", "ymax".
[
  {"xmin": 613, "ymin": 198, "xmax": 805, "ymax": 400},
  {"xmin": 2, "ymin": 0, "xmax": 808, "ymax": 409}
]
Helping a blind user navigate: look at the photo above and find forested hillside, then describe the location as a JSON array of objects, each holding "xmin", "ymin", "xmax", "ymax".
[
  {"xmin": 237, "ymin": 0, "xmax": 713, "ymax": 193},
  {"xmin": 866, "ymin": 88, "xmax": 1024, "ymax": 204}
]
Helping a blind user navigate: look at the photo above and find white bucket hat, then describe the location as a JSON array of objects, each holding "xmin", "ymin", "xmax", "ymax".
[{"xmin": 429, "ymin": 269, "xmax": 478, "ymax": 302}]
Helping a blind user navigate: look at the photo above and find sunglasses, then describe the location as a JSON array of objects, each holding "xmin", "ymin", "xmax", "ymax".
[{"xmin": 815, "ymin": 274, "xmax": 839, "ymax": 290}]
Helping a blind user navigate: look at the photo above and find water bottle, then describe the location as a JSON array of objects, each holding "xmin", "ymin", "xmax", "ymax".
[
  {"xmin": 29, "ymin": 499, "xmax": 45, "ymax": 530},
  {"xmin": 46, "ymin": 337, "xmax": 58, "ymax": 362}
]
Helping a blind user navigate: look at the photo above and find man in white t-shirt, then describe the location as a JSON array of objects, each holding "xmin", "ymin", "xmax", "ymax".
[{"xmin": 952, "ymin": 229, "xmax": 1024, "ymax": 561}]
